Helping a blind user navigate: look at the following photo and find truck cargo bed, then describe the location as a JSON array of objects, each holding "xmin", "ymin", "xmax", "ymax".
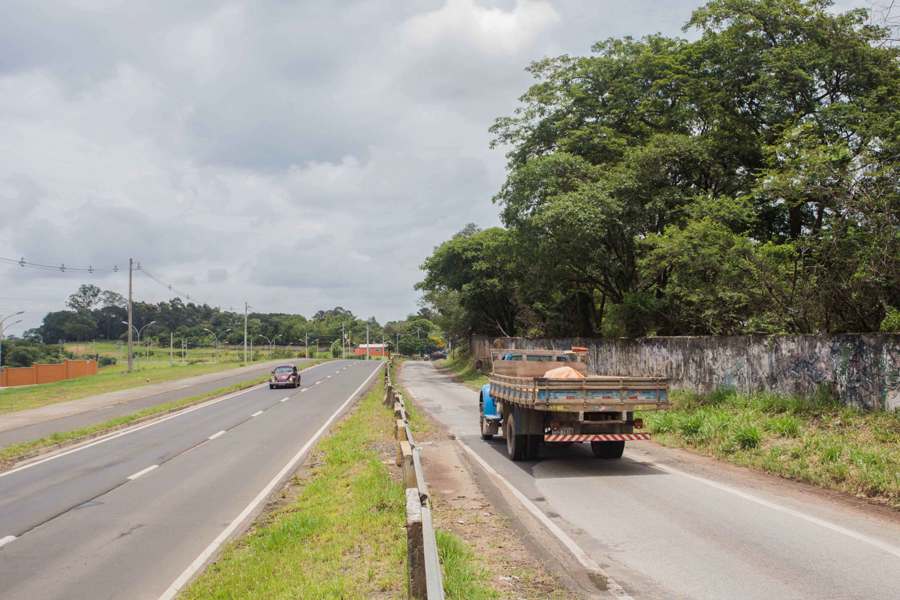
[{"xmin": 489, "ymin": 373, "xmax": 669, "ymax": 412}]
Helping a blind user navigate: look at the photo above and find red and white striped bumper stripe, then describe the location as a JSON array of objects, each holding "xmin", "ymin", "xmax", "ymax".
[{"xmin": 544, "ymin": 433, "xmax": 651, "ymax": 442}]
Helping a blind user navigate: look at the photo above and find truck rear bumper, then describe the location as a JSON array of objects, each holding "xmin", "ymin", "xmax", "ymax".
[{"xmin": 544, "ymin": 433, "xmax": 651, "ymax": 442}]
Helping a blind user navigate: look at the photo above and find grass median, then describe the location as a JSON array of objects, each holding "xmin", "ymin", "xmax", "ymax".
[{"xmin": 642, "ymin": 389, "xmax": 900, "ymax": 509}]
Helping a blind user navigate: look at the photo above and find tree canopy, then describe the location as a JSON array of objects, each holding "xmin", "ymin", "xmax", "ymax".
[{"xmin": 420, "ymin": 0, "xmax": 899, "ymax": 338}]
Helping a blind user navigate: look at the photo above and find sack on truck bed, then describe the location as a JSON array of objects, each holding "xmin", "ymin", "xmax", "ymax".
[{"xmin": 542, "ymin": 366, "xmax": 585, "ymax": 379}]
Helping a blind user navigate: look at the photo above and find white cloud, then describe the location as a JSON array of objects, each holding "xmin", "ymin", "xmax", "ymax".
[{"xmin": 0, "ymin": 0, "xmax": 875, "ymax": 333}]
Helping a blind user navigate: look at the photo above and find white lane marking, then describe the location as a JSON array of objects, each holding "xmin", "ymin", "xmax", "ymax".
[
  {"xmin": 251, "ymin": 410, "xmax": 263, "ymax": 417},
  {"xmin": 300, "ymin": 388, "xmax": 308, "ymax": 393},
  {"xmin": 159, "ymin": 362, "xmax": 383, "ymax": 600},
  {"xmin": 127, "ymin": 464, "xmax": 159, "ymax": 481},
  {"xmin": 0, "ymin": 362, "xmax": 336, "ymax": 480},
  {"xmin": 652, "ymin": 462, "xmax": 900, "ymax": 560},
  {"xmin": 335, "ymin": 370, "xmax": 341, "ymax": 374},
  {"xmin": 315, "ymin": 380, "xmax": 322, "ymax": 385},
  {"xmin": 0, "ymin": 535, "xmax": 16, "ymax": 548},
  {"xmin": 326, "ymin": 375, "xmax": 332, "ymax": 379},
  {"xmin": 456, "ymin": 440, "xmax": 633, "ymax": 599},
  {"xmin": 208, "ymin": 430, "xmax": 226, "ymax": 440},
  {"xmin": 280, "ymin": 397, "xmax": 289, "ymax": 403}
]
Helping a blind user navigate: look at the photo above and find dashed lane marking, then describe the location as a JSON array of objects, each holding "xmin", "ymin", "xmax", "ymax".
[
  {"xmin": 127, "ymin": 464, "xmax": 159, "ymax": 481},
  {"xmin": 208, "ymin": 430, "xmax": 226, "ymax": 440},
  {"xmin": 0, "ymin": 535, "xmax": 16, "ymax": 549},
  {"xmin": 251, "ymin": 410, "xmax": 263, "ymax": 417}
]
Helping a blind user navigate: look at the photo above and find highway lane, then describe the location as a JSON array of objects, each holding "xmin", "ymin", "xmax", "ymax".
[
  {"xmin": 0, "ymin": 359, "xmax": 381, "ymax": 600},
  {"xmin": 401, "ymin": 361, "xmax": 900, "ymax": 600},
  {"xmin": 0, "ymin": 359, "xmax": 308, "ymax": 449}
]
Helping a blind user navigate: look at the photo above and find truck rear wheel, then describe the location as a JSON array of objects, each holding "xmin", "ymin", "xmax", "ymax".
[
  {"xmin": 591, "ymin": 440, "xmax": 625, "ymax": 459},
  {"xmin": 505, "ymin": 414, "xmax": 527, "ymax": 461}
]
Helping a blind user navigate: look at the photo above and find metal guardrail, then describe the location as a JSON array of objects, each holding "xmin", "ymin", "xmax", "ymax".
[{"xmin": 385, "ymin": 361, "xmax": 445, "ymax": 600}]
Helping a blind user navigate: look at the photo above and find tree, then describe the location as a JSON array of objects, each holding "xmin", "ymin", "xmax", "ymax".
[{"xmin": 66, "ymin": 284, "xmax": 103, "ymax": 313}]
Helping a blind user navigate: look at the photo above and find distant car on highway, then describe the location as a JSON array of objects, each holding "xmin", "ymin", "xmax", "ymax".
[
  {"xmin": 269, "ymin": 365, "xmax": 300, "ymax": 389},
  {"xmin": 430, "ymin": 350, "xmax": 447, "ymax": 361}
]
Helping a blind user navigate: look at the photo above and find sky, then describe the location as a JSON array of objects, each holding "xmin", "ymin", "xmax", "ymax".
[{"xmin": 0, "ymin": 0, "xmax": 876, "ymax": 334}]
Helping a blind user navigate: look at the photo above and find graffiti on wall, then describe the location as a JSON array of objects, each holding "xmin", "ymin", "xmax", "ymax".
[{"xmin": 471, "ymin": 334, "xmax": 899, "ymax": 411}]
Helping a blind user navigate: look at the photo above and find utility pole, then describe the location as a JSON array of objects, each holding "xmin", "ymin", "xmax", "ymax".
[
  {"xmin": 243, "ymin": 302, "xmax": 249, "ymax": 363},
  {"xmin": 366, "ymin": 323, "xmax": 370, "ymax": 360},
  {"xmin": 127, "ymin": 258, "xmax": 134, "ymax": 373},
  {"xmin": 169, "ymin": 332, "xmax": 174, "ymax": 366},
  {"xmin": 341, "ymin": 323, "xmax": 345, "ymax": 360},
  {"xmin": 305, "ymin": 331, "xmax": 309, "ymax": 360},
  {"xmin": 396, "ymin": 332, "xmax": 400, "ymax": 356}
]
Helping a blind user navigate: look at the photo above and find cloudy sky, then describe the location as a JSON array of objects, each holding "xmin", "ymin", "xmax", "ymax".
[{"xmin": 0, "ymin": 0, "xmax": 873, "ymax": 333}]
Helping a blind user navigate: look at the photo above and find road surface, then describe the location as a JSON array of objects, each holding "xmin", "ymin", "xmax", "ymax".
[
  {"xmin": 0, "ymin": 359, "xmax": 305, "ymax": 449},
  {"xmin": 0, "ymin": 359, "xmax": 381, "ymax": 600},
  {"xmin": 401, "ymin": 361, "xmax": 900, "ymax": 600}
]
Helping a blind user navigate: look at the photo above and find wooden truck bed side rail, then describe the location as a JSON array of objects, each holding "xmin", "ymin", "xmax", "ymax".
[{"xmin": 489, "ymin": 373, "xmax": 669, "ymax": 412}]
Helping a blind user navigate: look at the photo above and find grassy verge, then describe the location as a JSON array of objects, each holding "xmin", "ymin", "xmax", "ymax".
[
  {"xmin": 435, "ymin": 352, "xmax": 488, "ymax": 390},
  {"xmin": 182, "ymin": 374, "xmax": 407, "ymax": 599},
  {"xmin": 642, "ymin": 389, "xmax": 900, "ymax": 509},
  {"xmin": 437, "ymin": 530, "xmax": 499, "ymax": 600},
  {"xmin": 0, "ymin": 375, "xmax": 269, "ymax": 468}
]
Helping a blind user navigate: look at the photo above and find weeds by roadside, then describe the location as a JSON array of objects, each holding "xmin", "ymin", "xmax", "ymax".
[
  {"xmin": 643, "ymin": 389, "xmax": 900, "ymax": 508},
  {"xmin": 435, "ymin": 352, "xmax": 487, "ymax": 390}
]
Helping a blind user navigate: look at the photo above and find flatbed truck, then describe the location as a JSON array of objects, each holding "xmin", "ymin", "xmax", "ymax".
[{"xmin": 479, "ymin": 349, "xmax": 669, "ymax": 460}]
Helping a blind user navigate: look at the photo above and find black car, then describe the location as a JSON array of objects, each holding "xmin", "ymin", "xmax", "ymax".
[{"xmin": 269, "ymin": 365, "xmax": 300, "ymax": 389}]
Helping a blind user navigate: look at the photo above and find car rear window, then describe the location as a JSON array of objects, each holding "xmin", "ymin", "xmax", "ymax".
[{"xmin": 275, "ymin": 366, "xmax": 293, "ymax": 373}]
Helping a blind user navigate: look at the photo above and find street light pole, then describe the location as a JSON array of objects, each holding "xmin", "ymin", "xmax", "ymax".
[
  {"xmin": 243, "ymin": 302, "xmax": 249, "ymax": 364},
  {"xmin": 305, "ymin": 331, "xmax": 308, "ymax": 360},
  {"xmin": 366, "ymin": 323, "xmax": 370, "ymax": 361},
  {"xmin": 127, "ymin": 258, "xmax": 134, "ymax": 373}
]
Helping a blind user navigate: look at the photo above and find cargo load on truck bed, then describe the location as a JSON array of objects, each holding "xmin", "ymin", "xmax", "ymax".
[{"xmin": 478, "ymin": 349, "xmax": 670, "ymax": 461}]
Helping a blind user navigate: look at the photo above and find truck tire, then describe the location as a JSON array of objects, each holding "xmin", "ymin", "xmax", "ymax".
[
  {"xmin": 591, "ymin": 440, "xmax": 625, "ymax": 459},
  {"xmin": 505, "ymin": 414, "xmax": 527, "ymax": 461}
]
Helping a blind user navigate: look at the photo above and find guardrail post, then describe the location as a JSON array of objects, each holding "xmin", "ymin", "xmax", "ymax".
[
  {"xmin": 406, "ymin": 488, "xmax": 426, "ymax": 600},
  {"xmin": 398, "ymin": 441, "xmax": 416, "ymax": 488},
  {"xmin": 396, "ymin": 419, "xmax": 406, "ymax": 441}
]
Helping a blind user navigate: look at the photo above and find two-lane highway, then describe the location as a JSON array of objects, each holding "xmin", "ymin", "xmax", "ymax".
[
  {"xmin": 401, "ymin": 361, "xmax": 900, "ymax": 600},
  {"xmin": 0, "ymin": 360, "xmax": 382, "ymax": 600}
]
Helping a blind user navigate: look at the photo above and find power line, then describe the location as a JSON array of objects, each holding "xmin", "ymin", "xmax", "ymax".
[
  {"xmin": 0, "ymin": 255, "xmax": 121, "ymax": 274},
  {"xmin": 135, "ymin": 263, "xmax": 199, "ymax": 303}
]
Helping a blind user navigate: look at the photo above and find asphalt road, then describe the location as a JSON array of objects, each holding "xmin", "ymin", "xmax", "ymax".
[
  {"xmin": 401, "ymin": 361, "xmax": 900, "ymax": 600},
  {"xmin": 0, "ymin": 359, "xmax": 305, "ymax": 449},
  {"xmin": 0, "ymin": 359, "xmax": 382, "ymax": 600}
]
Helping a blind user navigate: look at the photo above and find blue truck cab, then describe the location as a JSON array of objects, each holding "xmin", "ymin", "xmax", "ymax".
[{"xmin": 479, "ymin": 382, "xmax": 501, "ymax": 439}]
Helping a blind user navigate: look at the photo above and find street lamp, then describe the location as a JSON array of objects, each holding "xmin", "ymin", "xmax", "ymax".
[
  {"xmin": 121, "ymin": 320, "xmax": 157, "ymax": 366},
  {"xmin": 203, "ymin": 328, "xmax": 231, "ymax": 363},
  {"xmin": 1, "ymin": 311, "xmax": 25, "ymax": 382}
]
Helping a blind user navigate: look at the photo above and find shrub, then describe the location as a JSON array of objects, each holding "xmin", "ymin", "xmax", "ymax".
[
  {"xmin": 98, "ymin": 356, "xmax": 117, "ymax": 367},
  {"xmin": 707, "ymin": 386, "xmax": 737, "ymax": 406},
  {"xmin": 678, "ymin": 413, "xmax": 705, "ymax": 438},
  {"xmin": 731, "ymin": 424, "xmax": 761, "ymax": 450},
  {"xmin": 767, "ymin": 415, "xmax": 800, "ymax": 438}
]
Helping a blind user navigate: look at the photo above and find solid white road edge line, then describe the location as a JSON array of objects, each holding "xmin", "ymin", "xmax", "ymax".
[
  {"xmin": 251, "ymin": 410, "xmax": 263, "ymax": 417},
  {"xmin": 652, "ymin": 461, "xmax": 900, "ymax": 560},
  {"xmin": 0, "ymin": 535, "xmax": 16, "ymax": 548},
  {"xmin": 208, "ymin": 431, "xmax": 226, "ymax": 441},
  {"xmin": 0, "ymin": 362, "xmax": 333, "ymax": 480},
  {"xmin": 127, "ymin": 464, "xmax": 159, "ymax": 481},
  {"xmin": 456, "ymin": 440, "xmax": 634, "ymax": 600},
  {"xmin": 158, "ymin": 361, "xmax": 383, "ymax": 600}
]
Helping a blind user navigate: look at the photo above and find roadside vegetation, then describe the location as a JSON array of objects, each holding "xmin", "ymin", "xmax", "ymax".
[
  {"xmin": 0, "ymin": 374, "xmax": 270, "ymax": 469},
  {"xmin": 643, "ymin": 389, "xmax": 900, "ymax": 509},
  {"xmin": 435, "ymin": 352, "xmax": 487, "ymax": 390}
]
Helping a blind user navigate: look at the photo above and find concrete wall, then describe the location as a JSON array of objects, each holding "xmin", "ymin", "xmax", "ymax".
[
  {"xmin": 0, "ymin": 359, "xmax": 98, "ymax": 387},
  {"xmin": 471, "ymin": 334, "xmax": 900, "ymax": 411}
]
